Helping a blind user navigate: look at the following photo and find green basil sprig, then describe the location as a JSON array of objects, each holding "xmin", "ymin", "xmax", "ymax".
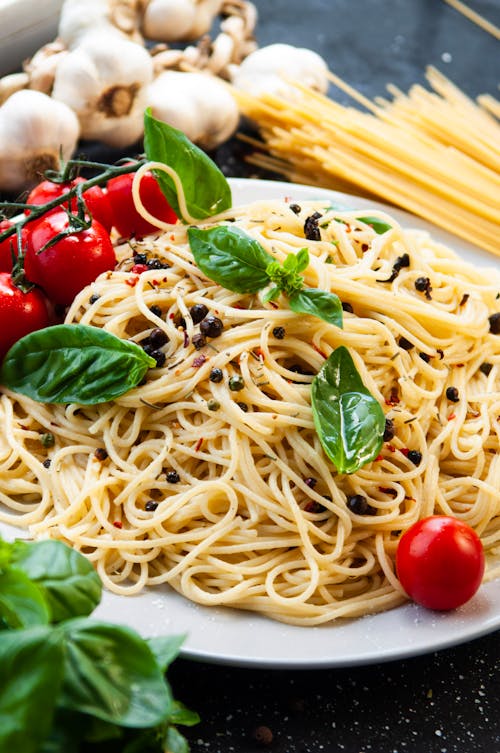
[
  {"xmin": 0, "ymin": 324, "xmax": 155, "ymax": 405},
  {"xmin": 357, "ymin": 216, "xmax": 392, "ymax": 235},
  {"xmin": 188, "ymin": 226, "xmax": 343, "ymax": 327},
  {"xmin": 0, "ymin": 535, "xmax": 197, "ymax": 753},
  {"xmin": 311, "ymin": 345, "xmax": 385, "ymax": 474},
  {"xmin": 144, "ymin": 109, "xmax": 232, "ymax": 221}
]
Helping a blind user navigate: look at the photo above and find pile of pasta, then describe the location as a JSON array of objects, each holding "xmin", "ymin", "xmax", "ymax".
[
  {"xmin": 1, "ymin": 197, "xmax": 499, "ymax": 625},
  {"xmin": 233, "ymin": 67, "xmax": 500, "ymax": 257}
]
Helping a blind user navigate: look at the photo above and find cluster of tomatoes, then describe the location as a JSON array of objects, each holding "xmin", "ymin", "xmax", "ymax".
[{"xmin": 0, "ymin": 167, "xmax": 177, "ymax": 359}]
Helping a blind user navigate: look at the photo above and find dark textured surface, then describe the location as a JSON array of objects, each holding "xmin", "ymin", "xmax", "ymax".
[{"xmin": 172, "ymin": 3, "xmax": 500, "ymax": 752}]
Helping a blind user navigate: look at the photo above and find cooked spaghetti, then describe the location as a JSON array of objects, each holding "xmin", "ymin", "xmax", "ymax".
[{"xmin": 0, "ymin": 196, "xmax": 499, "ymax": 625}]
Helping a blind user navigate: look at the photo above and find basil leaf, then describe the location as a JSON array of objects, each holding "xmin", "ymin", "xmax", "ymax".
[
  {"xmin": 294, "ymin": 247, "xmax": 310, "ymax": 274},
  {"xmin": 169, "ymin": 700, "xmax": 200, "ymax": 727},
  {"xmin": 188, "ymin": 225, "xmax": 274, "ymax": 293},
  {"xmin": 311, "ymin": 345, "xmax": 385, "ymax": 474},
  {"xmin": 289, "ymin": 288, "xmax": 343, "ymax": 328},
  {"xmin": 144, "ymin": 110, "xmax": 232, "ymax": 220},
  {"xmin": 0, "ymin": 324, "xmax": 155, "ymax": 405},
  {"xmin": 0, "ymin": 569, "xmax": 50, "ymax": 628},
  {"xmin": 164, "ymin": 726, "xmax": 190, "ymax": 753},
  {"xmin": 59, "ymin": 618, "xmax": 173, "ymax": 727},
  {"xmin": 358, "ymin": 216, "xmax": 392, "ymax": 234},
  {"xmin": 12, "ymin": 539, "xmax": 102, "ymax": 623},
  {"xmin": 0, "ymin": 626, "xmax": 64, "ymax": 753},
  {"xmin": 147, "ymin": 634, "xmax": 185, "ymax": 673}
]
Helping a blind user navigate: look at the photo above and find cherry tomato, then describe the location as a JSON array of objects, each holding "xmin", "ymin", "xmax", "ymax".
[
  {"xmin": 0, "ymin": 272, "xmax": 52, "ymax": 359},
  {"xmin": 106, "ymin": 168, "xmax": 177, "ymax": 239},
  {"xmin": 27, "ymin": 178, "xmax": 114, "ymax": 233},
  {"xmin": 0, "ymin": 220, "xmax": 22, "ymax": 272},
  {"xmin": 24, "ymin": 211, "xmax": 116, "ymax": 307},
  {"xmin": 396, "ymin": 515, "xmax": 485, "ymax": 610}
]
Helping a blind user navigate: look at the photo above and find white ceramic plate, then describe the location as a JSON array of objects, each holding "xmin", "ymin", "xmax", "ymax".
[{"xmin": 1, "ymin": 179, "xmax": 499, "ymax": 669}]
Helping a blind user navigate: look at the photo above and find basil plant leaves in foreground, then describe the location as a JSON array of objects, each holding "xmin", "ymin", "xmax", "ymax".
[
  {"xmin": 188, "ymin": 226, "xmax": 343, "ymax": 328},
  {"xmin": 0, "ymin": 324, "xmax": 155, "ymax": 405},
  {"xmin": 0, "ymin": 536, "xmax": 198, "ymax": 753},
  {"xmin": 311, "ymin": 345, "xmax": 386, "ymax": 474}
]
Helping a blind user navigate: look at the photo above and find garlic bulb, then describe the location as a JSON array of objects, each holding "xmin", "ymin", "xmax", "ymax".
[
  {"xmin": 230, "ymin": 43, "xmax": 329, "ymax": 98},
  {"xmin": 59, "ymin": 0, "xmax": 142, "ymax": 48},
  {"xmin": 146, "ymin": 70, "xmax": 239, "ymax": 149},
  {"xmin": 0, "ymin": 90, "xmax": 80, "ymax": 192},
  {"xmin": 141, "ymin": 0, "xmax": 223, "ymax": 42},
  {"xmin": 51, "ymin": 31, "xmax": 153, "ymax": 148},
  {"xmin": 24, "ymin": 41, "xmax": 68, "ymax": 95},
  {"xmin": 0, "ymin": 73, "xmax": 29, "ymax": 106}
]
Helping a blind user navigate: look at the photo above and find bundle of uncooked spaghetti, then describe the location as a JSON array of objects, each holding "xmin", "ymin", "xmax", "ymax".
[{"xmin": 233, "ymin": 66, "xmax": 500, "ymax": 256}]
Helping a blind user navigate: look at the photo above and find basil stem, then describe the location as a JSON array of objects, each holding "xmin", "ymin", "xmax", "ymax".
[
  {"xmin": 0, "ymin": 324, "xmax": 156, "ymax": 405},
  {"xmin": 311, "ymin": 346, "xmax": 385, "ymax": 474},
  {"xmin": 144, "ymin": 110, "xmax": 232, "ymax": 221}
]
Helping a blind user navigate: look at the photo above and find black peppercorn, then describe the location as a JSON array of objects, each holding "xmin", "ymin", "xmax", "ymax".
[
  {"xmin": 346, "ymin": 494, "xmax": 376, "ymax": 516},
  {"xmin": 207, "ymin": 399, "xmax": 220, "ymax": 411},
  {"xmin": 149, "ymin": 305, "xmax": 162, "ymax": 317},
  {"xmin": 150, "ymin": 349, "xmax": 166, "ymax": 367},
  {"xmin": 272, "ymin": 326, "xmax": 286, "ymax": 339},
  {"xmin": 166, "ymin": 470, "xmax": 180, "ymax": 483},
  {"xmin": 146, "ymin": 258, "xmax": 165, "ymax": 270},
  {"xmin": 190, "ymin": 303, "xmax": 209, "ymax": 323},
  {"xmin": 173, "ymin": 314, "xmax": 186, "ymax": 330},
  {"xmin": 192, "ymin": 334, "xmax": 206, "ymax": 350},
  {"xmin": 304, "ymin": 211, "xmax": 322, "ymax": 241},
  {"xmin": 148, "ymin": 328, "xmax": 169, "ymax": 347},
  {"xmin": 145, "ymin": 500, "xmax": 158, "ymax": 512},
  {"xmin": 200, "ymin": 315, "xmax": 224, "ymax": 338},
  {"xmin": 342, "ymin": 302, "xmax": 354, "ymax": 313},
  {"xmin": 40, "ymin": 432, "xmax": 55, "ymax": 448},
  {"xmin": 488, "ymin": 312, "xmax": 500, "ymax": 334},
  {"xmin": 304, "ymin": 477, "xmax": 317, "ymax": 488},
  {"xmin": 133, "ymin": 252, "xmax": 148, "ymax": 265},
  {"xmin": 94, "ymin": 448, "xmax": 108, "ymax": 461},
  {"xmin": 414, "ymin": 276, "xmax": 431, "ymax": 292},
  {"xmin": 407, "ymin": 450, "xmax": 422, "ymax": 466},
  {"xmin": 42, "ymin": 458, "xmax": 52, "ymax": 468},
  {"xmin": 383, "ymin": 418, "xmax": 395, "ymax": 442},
  {"xmin": 236, "ymin": 401, "xmax": 248, "ymax": 412},
  {"xmin": 89, "ymin": 293, "xmax": 100, "ymax": 304},
  {"xmin": 229, "ymin": 375, "xmax": 245, "ymax": 391},
  {"xmin": 209, "ymin": 367, "xmax": 224, "ymax": 383},
  {"xmin": 446, "ymin": 386, "xmax": 460, "ymax": 402},
  {"xmin": 419, "ymin": 352, "xmax": 431, "ymax": 363},
  {"xmin": 289, "ymin": 203, "xmax": 301, "ymax": 214}
]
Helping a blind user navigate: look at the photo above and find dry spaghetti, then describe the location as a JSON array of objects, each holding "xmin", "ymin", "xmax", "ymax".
[{"xmin": 0, "ymin": 196, "xmax": 499, "ymax": 625}]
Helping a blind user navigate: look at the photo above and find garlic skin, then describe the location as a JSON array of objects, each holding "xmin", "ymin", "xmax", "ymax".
[
  {"xmin": 0, "ymin": 90, "xmax": 80, "ymax": 192},
  {"xmin": 146, "ymin": 70, "xmax": 239, "ymax": 149},
  {"xmin": 52, "ymin": 32, "xmax": 153, "ymax": 148},
  {"xmin": 230, "ymin": 43, "xmax": 329, "ymax": 98},
  {"xmin": 141, "ymin": 0, "xmax": 223, "ymax": 42}
]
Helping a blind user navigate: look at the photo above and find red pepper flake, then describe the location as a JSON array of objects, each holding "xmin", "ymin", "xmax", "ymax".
[
  {"xmin": 386, "ymin": 443, "xmax": 396, "ymax": 453},
  {"xmin": 385, "ymin": 387, "xmax": 400, "ymax": 406},
  {"xmin": 126, "ymin": 275, "xmax": 139, "ymax": 287},
  {"xmin": 455, "ymin": 363, "xmax": 465, "ymax": 368},
  {"xmin": 192, "ymin": 354, "xmax": 207, "ymax": 368},
  {"xmin": 448, "ymin": 412, "xmax": 456, "ymax": 421},
  {"xmin": 312, "ymin": 343, "xmax": 327, "ymax": 359},
  {"xmin": 304, "ymin": 500, "xmax": 325, "ymax": 513},
  {"xmin": 194, "ymin": 437, "xmax": 204, "ymax": 452},
  {"xmin": 375, "ymin": 454, "xmax": 384, "ymax": 461},
  {"xmin": 169, "ymin": 313, "xmax": 175, "ymax": 319},
  {"xmin": 400, "ymin": 448, "xmax": 410, "ymax": 457},
  {"xmin": 131, "ymin": 263, "xmax": 148, "ymax": 274},
  {"xmin": 253, "ymin": 347, "xmax": 264, "ymax": 359},
  {"xmin": 269, "ymin": 301, "xmax": 279, "ymax": 309},
  {"xmin": 113, "ymin": 521, "xmax": 122, "ymax": 529},
  {"xmin": 170, "ymin": 234, "xmax": 176, "ymax": 241}
]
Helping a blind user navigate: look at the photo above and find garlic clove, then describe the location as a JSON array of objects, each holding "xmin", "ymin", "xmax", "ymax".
[
  {"xmin": 230, "ymin": 43, "xmax": 329, "ymax": 98},
  {"xmin": 0, "ymin": 90, "xmax": 80, "ymax": 192},
  {"xmin": 146, "ymin": 70, "xmax": 240, "ymax": 150},
  {"xmin": 141, "ymin": 0, "xmax": 223, "ymax": 42}
]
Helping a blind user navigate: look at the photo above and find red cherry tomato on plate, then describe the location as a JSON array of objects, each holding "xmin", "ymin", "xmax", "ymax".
[
  {"xmin": 396, "ymin": 515, "xmax": 485, "ymax": 610},
  {"xmin": 27, "ymin": 178, "xmax": 114, "ymax": 233},
  {"xmin": 106, "ymin": 168, "xmax": 177, "ymax": 239},
  {"xmin": 24, "ymin": 211, "xmax": 116, "ymax": 307},
  {"xmin": 0, "ymin": 272, "xmax": 52, "ymax": 359}
]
